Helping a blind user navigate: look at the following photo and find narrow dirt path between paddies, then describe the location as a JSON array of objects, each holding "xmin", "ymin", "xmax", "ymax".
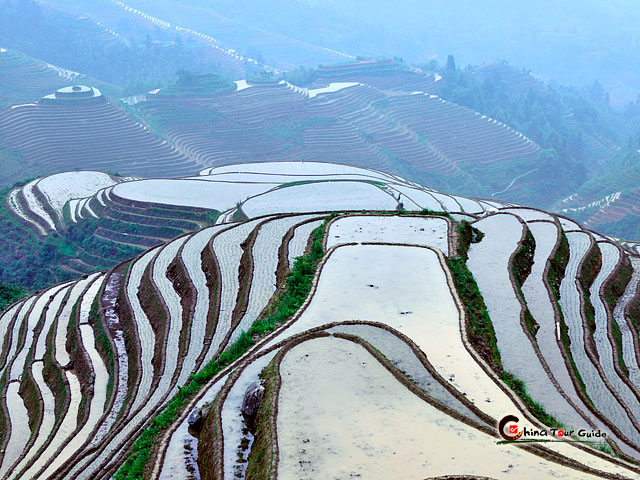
[
  {"xmin": 500, "ymin": 207, "xmax": 555, "ymax": 222},
  {"xmin": 325, "ymin": 323, "xmax": 484, "ymax": 424}
]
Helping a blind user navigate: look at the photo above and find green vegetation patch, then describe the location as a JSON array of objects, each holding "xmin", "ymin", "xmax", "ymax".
[
  {"xmin": 610, "ymin": 317, "xmax": 629, "ymax": 378},
  {"xmin": 159, "ymin": 71, "xmax": 235, "ymax": 96},
  {"xmin": 0, "ymin": 281, "xmax": 26, "ymax": 314},
  {"xmin": 0, "ymin": 369, "xmax": 8, "ymax": 449},
  {"xmin": 114, "ymin": 217, "xmax": 330, "ymax": 480},
  {"xmin": 578, "ymin": 241, "xmax": 602, "ymax": 339},
  {"xmin": 500, "ymin": 371, "xmax": 564, "ymax": 428},
  {"xmin": 446, "ymin": 256, "xmax": 502, "ymax": 373},
  {"xmin": 244, "ymin": 359, "xmax": 279, "ymax": 480},
  {"xmin": 0, "ymin": 188, "xmax": 143, "ymax": 290},
  {"xmin": 511, "ymin": 227, "xmax": 539, "ymax": 338}
]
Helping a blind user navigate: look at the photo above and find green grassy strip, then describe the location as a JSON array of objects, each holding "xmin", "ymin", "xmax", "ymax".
[
  {"xmin": 114, "ymin": 218, "xmax": 329, "ymax": 480},
  {"xmin": 500, "ymin": 371, "xmax": 564, "ymax": 428},
  {"xmin": 420, "ymin": 208, "xmax": 452, "ymax": 219},
  {"xmin": 610, "ymin": 317, "xmax": 630, "ymax": 378},
  {"xmin": 510, "ymin": 227, "xmax": 539, "ymax": 338},
  {"xmin": 446, "ymin": 256, "xmax": 502, "ymax": 373}
]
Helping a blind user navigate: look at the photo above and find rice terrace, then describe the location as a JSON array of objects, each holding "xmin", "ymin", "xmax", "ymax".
[{"xmin": 1, "ymin": 1, "xmax": 640, "ymax": 479}]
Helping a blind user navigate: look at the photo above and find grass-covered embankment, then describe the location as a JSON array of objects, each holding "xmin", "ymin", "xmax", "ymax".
[
  {"xmin": 511, "ymin": 226, "xmax": 539, "ymax": 338},
  {"xmin": 449, "ymin": 220, "xmax": 568, "ymax": 430},
  {"xmin": 447, "ymin": 220, "xmax": 501, "ymax": 372}
]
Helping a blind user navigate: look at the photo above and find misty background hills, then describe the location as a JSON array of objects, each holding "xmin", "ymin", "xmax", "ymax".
[{"xmin": 50, "ymin": 0, "xmax": 640, "ymax": 105}]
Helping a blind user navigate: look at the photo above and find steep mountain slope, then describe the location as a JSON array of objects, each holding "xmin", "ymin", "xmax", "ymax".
[{"xmin": 1, "ymin": 162, "xmax": 640, "ymax": 479}]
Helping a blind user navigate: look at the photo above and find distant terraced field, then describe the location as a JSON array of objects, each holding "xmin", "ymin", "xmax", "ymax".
[
  {"xmin": 555, "ymin": 142, "xmax": 640, "ymax": 242},
  {"xmin": 0, "ymin": 85, "xmax": 199, "ymax": 186},
  {"xmin": 0, "ymin": 48, "xmax": 92, "ymax": 109},
  {"xmin": 128, "ymin": 60, "xmax": 540, "ymax": 198},
  {"xmin": 2, "ymin": 162, "xmax": 640, "ymax": 479}
]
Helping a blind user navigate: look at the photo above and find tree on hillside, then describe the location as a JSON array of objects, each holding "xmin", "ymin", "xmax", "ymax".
[
  {"xmin": 446, "ymin": 54, "xmax": 456, "ymax": 71},
  {"xmin": 0, "ymin": 281, "xmax": 26, "ymax": 312}
]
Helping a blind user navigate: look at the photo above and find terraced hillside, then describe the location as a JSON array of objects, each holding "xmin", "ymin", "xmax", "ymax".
[
  {"xmin": 2, "ymin": 162, "xmax": 640, "ymax": 479},
  {"xmin": 129, "ymin": 61, "xmax": 540, "ymax": 196},
  {"xmin": 2, "ymin": 161, "xmax": 506, "ymax": 287},
  {"xmin": 48, "ymin": 0, "xmax": 355, "ymax": 72},
  {"xmin": 0, "ymin": 48, "xmax": 82, "ymax": 109},
  {"xmin": 556, "ymin": 136, "xmax": 640, "ymax": 241},
  {"xmin": 472, "ymin": 63, "xmax": 542, "ymax": 97},
  {"xmin": 0, "ymin": 86, "xmax": 198, "ymax": 186},
  {"xmin": 0, "ymin": 171, "xmax": 223, "ymax": 288}
]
